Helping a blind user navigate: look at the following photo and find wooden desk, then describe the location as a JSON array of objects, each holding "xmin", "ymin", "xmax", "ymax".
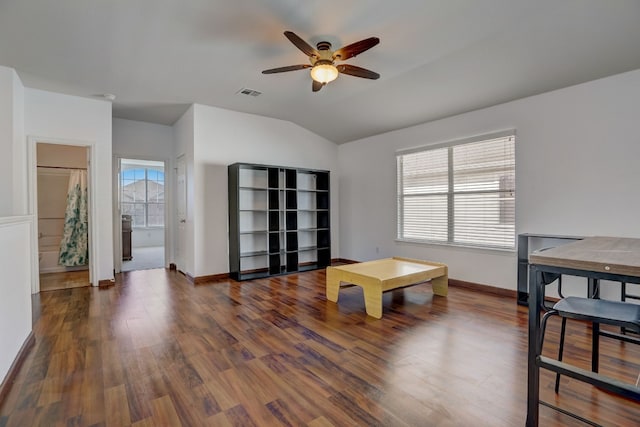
[
  {"xmin": 326, "ymin": 257, "xmax": 448, "ymax": 319},
  {"xmin": 527, "ymin": 236, "xmax": 640, "ymax": 426},
  {"xmin": 516, "ymin": 233, "xmax": 583, "ymax": 305}
]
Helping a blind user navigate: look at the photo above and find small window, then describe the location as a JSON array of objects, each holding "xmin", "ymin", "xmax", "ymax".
[
  {"xmin": 121, "ymin": 162, "xmax": 165, "ymax": 228},
  {"xmin": 397, "ymin": 132, "xmax": 515, "ymax": 249}
]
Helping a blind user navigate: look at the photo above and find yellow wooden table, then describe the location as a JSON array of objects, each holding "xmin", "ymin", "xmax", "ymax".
[{"xmin": 326, "ymin": 257, "xmax": 448, "ymax": 318}]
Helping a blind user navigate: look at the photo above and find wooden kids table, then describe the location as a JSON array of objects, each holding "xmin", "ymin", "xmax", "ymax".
[{"xmin": 326, "ymin": 257, "xmax": 448, "ymax": 318}]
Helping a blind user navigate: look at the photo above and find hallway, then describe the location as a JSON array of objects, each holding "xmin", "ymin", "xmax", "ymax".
[{"xmin": 121, "ymin": 246, "xmax": 164, "ymax": 272}]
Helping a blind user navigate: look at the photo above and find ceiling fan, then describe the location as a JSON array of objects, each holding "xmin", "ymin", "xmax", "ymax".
[{"xmin": 262, "ymin": 31, "xmax": 380, "ymax": 92}]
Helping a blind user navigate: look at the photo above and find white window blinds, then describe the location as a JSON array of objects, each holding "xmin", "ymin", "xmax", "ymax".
[{"xmin": 397, "ymin": 133, "xmax": 515, "ymax": 249}]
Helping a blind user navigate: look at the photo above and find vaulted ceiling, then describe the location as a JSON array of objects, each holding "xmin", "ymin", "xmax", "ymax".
[{"xmin": 2, "ymin": 0, "xmax": 640, "ymax": 144}]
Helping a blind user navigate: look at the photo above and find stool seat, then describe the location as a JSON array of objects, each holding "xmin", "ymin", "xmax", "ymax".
[{"xmin": 553, "ymin": 297, "xmax": 640, "ymax": 332}]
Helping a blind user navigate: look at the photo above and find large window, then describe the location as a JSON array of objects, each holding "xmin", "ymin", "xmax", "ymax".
[
  {"xmin": 397, "ymin": 132, "xmax": 515, "ymax": 249},
  {"xmin": 121, "ymin": 160, "xmax": 165, "ymax": 227}
]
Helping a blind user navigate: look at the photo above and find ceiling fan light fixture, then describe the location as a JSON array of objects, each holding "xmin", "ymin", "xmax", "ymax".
[{"xmin": 310, "ymin": 63, "xmax": 339, "ymax": 84}]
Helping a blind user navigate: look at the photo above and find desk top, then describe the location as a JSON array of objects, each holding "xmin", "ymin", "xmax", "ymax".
[{"xmin": 529, "ymin": 236, "xmax": 640, "ymax": 277}]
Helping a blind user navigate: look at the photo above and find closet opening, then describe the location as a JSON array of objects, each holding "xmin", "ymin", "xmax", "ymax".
[{"xmin": 119, "ymin": 158, "xmax": 166, "ymax": 272}]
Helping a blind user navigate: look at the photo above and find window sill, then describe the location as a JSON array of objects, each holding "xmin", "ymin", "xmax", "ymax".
[{"xmin": 395, "ymin": 238, "xmax": 515, "ymax": 254}]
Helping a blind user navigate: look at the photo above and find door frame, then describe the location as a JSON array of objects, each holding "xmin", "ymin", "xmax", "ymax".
[
  {"xmin": 113, "ymin": 155, "xmax": 170, "ymax": 273},
  {"xmin": 175, "ymin": 154, "xmax": 187, "ymax": 274},
  {"xmin": 27, "ymin": 136, "xmax": 97, "ymax": 292}
]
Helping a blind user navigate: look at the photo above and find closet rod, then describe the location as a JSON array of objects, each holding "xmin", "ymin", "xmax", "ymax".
[{"xmin": 37, "ymin": 165, "xmax": 87, "ymax": 170}]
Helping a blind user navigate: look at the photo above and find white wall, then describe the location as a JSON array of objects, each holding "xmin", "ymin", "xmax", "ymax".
[
  {"xmin": 12, "ymin": 71, "xmax": 26, "ymax": 215},
  {"xmin": 132, "ymin": 228, "xmax": 164, "ymax": 247},
  {"xmin": 0, "ymin": 67, "xmax": 31, "ymax": 390},
  {"xmin": 113, "ymin": 118, "xmax": 174, "ymax": 157},
  {"xmin": 0, "ymin": 66, "xmax": 25, "ymax": 216},
  {"xmin": 0, "ymin": 67, "xmax": 14, "ymax": 216},
  {"xmin": 187, "ymin": 104, "xmax": 339, "ymax": 277},
  {"xmin": 338, "ymin": 69, "xmax": 640, "ymax": 292},
  {"xmin": 0, "ymin": 216, "xmax": 33, "ymax": 385},
  {"xmin": 25, "ymin": 88, "xmax": 114, "ymax": 283}
]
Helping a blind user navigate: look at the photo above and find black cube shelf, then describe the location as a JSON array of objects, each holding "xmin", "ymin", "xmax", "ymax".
[{"xmin": 228, "ymin": 162, "xmax": 330, "ymax": 281}]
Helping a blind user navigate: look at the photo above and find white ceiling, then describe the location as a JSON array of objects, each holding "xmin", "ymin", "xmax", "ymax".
[{"xmin": 2, "ymin": 0, "xmax": 640, "ymax": 144}]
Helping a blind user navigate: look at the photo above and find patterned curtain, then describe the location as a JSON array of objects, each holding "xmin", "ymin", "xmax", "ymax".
[{"xmin": 58, "ymin": 170, "xmax": 88, "ymax": 266}]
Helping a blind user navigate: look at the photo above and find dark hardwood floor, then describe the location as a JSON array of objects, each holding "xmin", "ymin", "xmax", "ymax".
[
  {"xmin": 1, "ymin": 268, "xmax": 639, "ymax": 426},
  {"xmin": 39, "ymin": 270, "xmax": 90, "ymax": 292}
]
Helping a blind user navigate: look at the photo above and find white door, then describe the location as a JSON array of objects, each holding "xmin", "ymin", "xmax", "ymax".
[{"xmin": 175, "ymin": 155, "xmax": 187, "ymax": 272}]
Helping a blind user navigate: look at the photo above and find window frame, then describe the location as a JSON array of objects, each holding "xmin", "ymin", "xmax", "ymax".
[
  {"xmin": 396, "ymin": 130, "xmax": 516, "ymax": 251},
  {"xmin": 121, "ymin": 166, "xmax": 165, "ymax": 228}
]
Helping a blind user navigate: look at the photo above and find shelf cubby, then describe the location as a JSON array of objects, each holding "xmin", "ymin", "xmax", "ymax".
[
  {"xmin": 286, "ymin": 211, "xmax": 297, "ymax": 231},
  {"xmin": 285, "ymin": 169, "xmax": 297, "ymax": 189}
]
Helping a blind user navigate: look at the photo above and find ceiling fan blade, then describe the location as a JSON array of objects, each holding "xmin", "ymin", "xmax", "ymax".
[
  {"xmin": 333, "ymin": 37, "xmax": 379, "ymax": 61},
  {"xmin": 312, "ymin": 80, "xmax": 324, "ymax": 92},
  {"xmin": 262, "ymin": 64, "xmax": 311, "ymax": 74},
  {"xmin": 337, "ymin": 64, "xmax": 380, "ymax": 80},
  {"xmin": 284, "ymin": 31, "xmax": 318, "ymax": 58}
]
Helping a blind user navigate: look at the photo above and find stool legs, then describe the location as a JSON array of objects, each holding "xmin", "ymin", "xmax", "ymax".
[
  {"xmin": 555, "ymin": 317, "xmax": 567, "ymax": 393},
  {"xmin": 554, "ymin": 318, "xmax": 603, "ymax": 393}
]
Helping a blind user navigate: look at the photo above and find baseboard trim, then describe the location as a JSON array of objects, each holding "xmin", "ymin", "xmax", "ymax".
[
  {"xmin": 98, "ymin": 279, "xmax": 114, "ymax": 289},
  {"xmin": 194, "ymin": 273, "xmax": 230, "ymax": 284},
  {"xmin": 0, "ymin": 331, "xmax": 35, "ymax": 407},
  {"xmin": 182, "ymin": 264, "xmax": 515, "ymax": 298},
  {"xmin": 332, "ymin": 258, "xmax": 359, "ymax": 264},
  {"xmin": 184, "ymin": 272, "xmax": 230, "ymax": 284},
  {"xmin": 448, "ymin": 278, "xmax": 516, "ymax": 299}
]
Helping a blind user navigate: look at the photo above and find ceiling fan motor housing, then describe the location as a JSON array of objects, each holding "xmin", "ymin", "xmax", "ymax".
[{"xmin": 311, "ymin": 44, "xmax": 335, "ymax": 66}]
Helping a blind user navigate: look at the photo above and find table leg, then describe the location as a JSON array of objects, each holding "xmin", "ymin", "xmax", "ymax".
[
  {"xmin": 362, "ymin": 280, "xmax": 383, "ymax": 319},
  {"xmin": 589, "ymin": 278, "xmax": 600, "ymax": 373},
  {"xmin": 592, "ymin": 321, "xmax": 600, "ymax": 373},
  {"xmin": 431, "ymin": 273, "xmax": 448, "ymax": 297},
  {"xmin": 526, "ymin": 266, "xmax": 543, "ymax": 427},
  {"xmin": 325, "ymin": 267, "xmax": 341, "ymax": 302}
]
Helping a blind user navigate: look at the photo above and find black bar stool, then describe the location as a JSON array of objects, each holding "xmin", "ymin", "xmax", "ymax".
[{"xmin": 541, "ymin": 296, "xmax": 640, "ymax": 392}]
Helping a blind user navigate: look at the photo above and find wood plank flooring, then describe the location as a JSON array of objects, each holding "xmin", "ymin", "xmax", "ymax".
[
  {"xmin": 39, "ymin": 270, "xmax": 90, "ymax": 292},
  {"xmin": 1, "ymin": 268, "xmax": 639, "ymax": 426}
]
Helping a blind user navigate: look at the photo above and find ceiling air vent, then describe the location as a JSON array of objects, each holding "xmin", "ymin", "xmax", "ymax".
[{"xmin": 237, "ymin": 88, "xmax": 262, "ymax": 97}]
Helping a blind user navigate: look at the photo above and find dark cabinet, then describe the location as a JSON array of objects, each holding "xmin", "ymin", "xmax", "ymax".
[
  {"xmin": 122, "ymin": 215, "xmax": 132, "ymax": 261},
  {"xmin": 228, "ymin": 163, "xmax": 331, "ymax": 280}
]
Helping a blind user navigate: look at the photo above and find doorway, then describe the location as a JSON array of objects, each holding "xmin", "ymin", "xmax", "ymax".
[
  {"xmin": 119, "ymin": 158, "xmax": 166, "ymax": 272},
  {"xmin": 35, "ymin": 143, "xmax": 91, "ymax": 291}
]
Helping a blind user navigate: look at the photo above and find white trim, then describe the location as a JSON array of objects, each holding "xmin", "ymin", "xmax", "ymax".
[
  {"xmin": 112, "ymin": 155, "xmax": 121, "ymax": 273},
  {"xmin": 395, "ymin": 238, "xmax": 516, "ymax": 254},
  {"xmin": 27, "ymin": 136, "xmax": 97, "ymax": 291}
]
